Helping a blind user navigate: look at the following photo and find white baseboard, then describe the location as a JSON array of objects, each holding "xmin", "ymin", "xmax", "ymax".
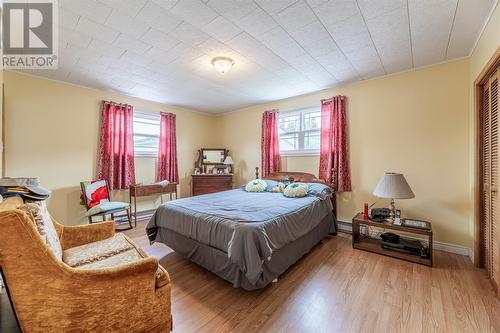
[{"xmin": 336, "ymin": 220, "xmax": 472, "ymax": 257}]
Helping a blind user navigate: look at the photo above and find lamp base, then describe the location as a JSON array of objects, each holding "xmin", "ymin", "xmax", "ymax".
[{"xmin": 388, "ymin": 198, "xmax": 395, "ymax": 223}]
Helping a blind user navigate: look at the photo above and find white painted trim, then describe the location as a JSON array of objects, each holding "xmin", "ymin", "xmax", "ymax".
[{"xmin": 336, "ymin": 219, "xmax": 472, "ymax": 257}]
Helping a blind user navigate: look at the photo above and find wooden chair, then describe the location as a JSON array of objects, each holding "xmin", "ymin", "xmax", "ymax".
[{"xmin": 80, "ymin": 180, "xmax": 133, "ymax": 231}]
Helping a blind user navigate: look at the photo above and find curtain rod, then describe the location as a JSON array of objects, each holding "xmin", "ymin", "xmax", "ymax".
[
  {"xmin": 321, "ymin": 96, "xmax": 345, "ymax": 104},
  {"xmin": 102, "ymin": 101, "xmax": 132, "ymax": 107}
]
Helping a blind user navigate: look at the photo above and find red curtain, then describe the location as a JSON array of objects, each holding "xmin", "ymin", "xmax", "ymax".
[
  {"xmin": 156, "ymin": 112, "xmax": 178, "ymax": 183},
  {"xmin": 319, "ymin": 96, "xmax": 351, "ymax": 192},
  {"xmin": 261, "ymin": 110, "xmax": 280, "ymax": 178},
  {"xmin": 97, "ymin": 101, "xmax": 136, "ymax": 190}
]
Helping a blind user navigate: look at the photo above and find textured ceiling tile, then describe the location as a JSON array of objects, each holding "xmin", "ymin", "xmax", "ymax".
[
  {"xmin": 60, "ymin": 0, "xmax": 113, "ymax": 24},
  {"xmin": 152, "ymin": 0, "xmax": 180, "ymax": 11},
  {"xmin": 310, "ymin": 0, "xmax": 360, "ymax": 26},
  {"xmin": 364, "ymin": 6, "xmax": 409, "ymax": 43},
  {"xmin": 169, "ymin": 22, "xmax": 211, "ymax": 46},
  {"xmin": 59, "ymin": 8, "xmax": 80, "ymax": 30},
  {"xmin": 75, "ymin": 17, "xmax": 120, "ymax": 43},
  {"xmin": 207, "ymin": 0, "xmax": 258, "ymax": 21},
  {"xmin": 98, "ymin": 0, "xmax": 148, "ymax": 17},
  {"xmin": 144, "ymin": 46, "xmax": 179, "ymax": 65},
  {"xmin": 88, "ymin": 38, "xmax": 126, "ymax": 58},
  {"xmin": 291, "ymin": 21, "xmax": 332, "ymax": 47},
  {"xmin": 357, "ymin": 0, "xmax": 405, "ymax": 20},
  {"xmin": 141, "ymin": 29, "xmax": 180, "ymax": 51},
  {"xmin": 114, "ymin": 34, "xmax": 152, "ymax": 53},
  {"xmin": 324, "ymin": 13, "xmax": 367, "ymax": 42},
  {"xmin": 236, "ymin": 8, "xmax": 278, "ymax": 37},
  {"xmin": 136, "ymin": 1, "xmax": 183, "ymax": 34},
  {"xmin": 105, "ymin": 10, "xmax": 150, "ymax": 39},
  {"xmin": 120, "ymin": 50, "xmax": 153, "ymax": 66},
  {"xmin": 59, "ymin": 29, "xmax": 92, "ymax": 49},
  {"xmin": 446, "ymin": 0, "xmax": 495, "ymax": 58},
  {"xmin": 274, "ymin": 1, "xmax": 317, "ymax": 32},
  {"xmin": 258, "ymin": 26, "xmax": 295, "ymax": 49},
  {"xmin": 203, "ymin": 16, "xmax": 242, "ymax": 42},
  {"xmin": 197, "ymin": 38, "xmax": 233, "ymax": 55},
  {"xmin": 254, "ymin": 0, "xmax": 299, "ymax": 15},
  {"xmin": 170, "ymin": 0, "xmax": 219, "ymax": 28},
  {"xmin": 409, "ymin": 0, "xmax": 457, "ymax": 67}
]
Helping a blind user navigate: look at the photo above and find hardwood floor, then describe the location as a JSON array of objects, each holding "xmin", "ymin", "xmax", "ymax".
[
  {"xmin": 1, "ymin": 222, "xmax": 499, "ymax": 332},
  {"xmin": 125, "ymin": 222, "xmax": 500, "ymax": 333}
]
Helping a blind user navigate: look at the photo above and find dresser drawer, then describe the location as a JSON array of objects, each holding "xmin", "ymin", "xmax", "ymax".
[{"xmin": 192, "ymin": 175, "xmax": 232, "ymax": 196}]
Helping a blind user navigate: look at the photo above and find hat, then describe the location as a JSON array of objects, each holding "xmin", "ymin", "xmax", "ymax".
[
  {"xmin": 27, "ymin": 186, "xmax": 51, "ymax": 196},
  {"xmin": 0, "ymin": 185, "xmax": 51, "ymax": 201}
]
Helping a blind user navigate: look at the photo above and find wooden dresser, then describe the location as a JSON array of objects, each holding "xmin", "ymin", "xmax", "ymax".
[{"xmin": 192, "ymin": 174, "xmax": 233, "ymax": 196}]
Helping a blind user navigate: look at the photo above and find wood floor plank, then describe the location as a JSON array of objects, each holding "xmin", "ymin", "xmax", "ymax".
[{"xmin": 125, "ymin": 223, "xmax": 500, "ymax": 333}]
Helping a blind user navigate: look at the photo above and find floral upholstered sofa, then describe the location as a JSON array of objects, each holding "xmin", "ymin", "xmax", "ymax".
[{"xmin": 0, "ymin": 197, "xmax": 172, "ymax": 332}]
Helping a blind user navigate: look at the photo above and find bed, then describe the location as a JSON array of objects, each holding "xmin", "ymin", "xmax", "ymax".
[{"xmin": 146, "ymin": 169, "xmax": 337, "ymax": 290}]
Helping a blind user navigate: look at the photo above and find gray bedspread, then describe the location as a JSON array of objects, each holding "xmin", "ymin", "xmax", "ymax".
[{"xmin": 146, "ymin": 188, "xmax": 333, "ymax": 284}]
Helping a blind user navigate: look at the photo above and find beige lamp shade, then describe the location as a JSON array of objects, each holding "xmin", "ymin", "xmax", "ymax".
[
  {"xmin": 373, "ymin": 172, "xmax": 415, "ymax": 199},
  {"xmin": 223, "ymin": 156, "xmax": 234, "ymax": 165}
]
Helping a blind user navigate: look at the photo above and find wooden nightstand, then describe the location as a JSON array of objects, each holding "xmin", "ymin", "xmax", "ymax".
[{"xmin": 352, "ymin": 213, "xmax": 433, "ymax": 266}]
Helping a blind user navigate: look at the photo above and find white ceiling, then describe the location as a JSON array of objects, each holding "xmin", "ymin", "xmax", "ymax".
[{"xmin": 18, "ymin": 0, "xmax": 496, "ymax": 113}]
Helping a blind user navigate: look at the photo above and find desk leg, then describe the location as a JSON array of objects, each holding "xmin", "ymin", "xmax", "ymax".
[{"xmin": 134, "ymin": 196, "xmax": 137, "ymax": 227}]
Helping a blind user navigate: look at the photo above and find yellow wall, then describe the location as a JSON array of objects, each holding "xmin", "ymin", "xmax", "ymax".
[
  {"xmin": 218, "ymin": 59, "xmax": 471, "ymax": 247},
  {"xmin": 4, "ymin": 71, "xmax": 217, "ymax": 225},
  {"xmin": 468, "ymin": 3, "xmax": 500, "ymax": 249}
]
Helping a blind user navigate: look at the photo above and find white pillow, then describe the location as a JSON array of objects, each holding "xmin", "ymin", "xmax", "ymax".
[
  {"xmin": 245, "ymin": 179, "xmax": 267, "ymax": 192},
  {"xmin": 283, "ymin": 183, "xmax": 309, "ymax": 198}
]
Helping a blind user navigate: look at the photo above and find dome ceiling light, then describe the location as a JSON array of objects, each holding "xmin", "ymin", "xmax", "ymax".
[{"xmin": 211, "ymin": 56, "xmax": 234, "ymax": 74}]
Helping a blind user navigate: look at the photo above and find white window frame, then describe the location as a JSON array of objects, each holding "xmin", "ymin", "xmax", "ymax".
[
  {"xmin": 279, "ymin": 106, "xmax": 321, "ymax": 157},
  {"xmin": 133, "ymin": 110, "xmax": 161, "ymax": 158}
]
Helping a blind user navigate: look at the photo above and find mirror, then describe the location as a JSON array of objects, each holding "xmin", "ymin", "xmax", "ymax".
[{"xmin": 202, "ymin": 149, "xmax": 226, "ymax": 164}]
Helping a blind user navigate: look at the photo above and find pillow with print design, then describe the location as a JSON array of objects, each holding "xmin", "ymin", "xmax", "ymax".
[
  {"xmin": 245, "ymin": 179, "xmax": 268, "ymax": 192},
  {"xmin": 283, "ymin": 182, "xmax": 309, "ymax": 198}
]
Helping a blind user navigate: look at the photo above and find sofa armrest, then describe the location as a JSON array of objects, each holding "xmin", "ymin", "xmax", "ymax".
[{"xmin": 59, "ymin": 221, "xmax": 116, "ymax": 250}]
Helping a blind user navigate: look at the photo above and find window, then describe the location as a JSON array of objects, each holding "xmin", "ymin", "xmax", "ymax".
[
  {"xmin": 279, "ymin": 107, "xmax": 321, "ymax": 156},
  {"xmin": 133, "ymin": 111, "xmax": 160, "ymax": 157}
]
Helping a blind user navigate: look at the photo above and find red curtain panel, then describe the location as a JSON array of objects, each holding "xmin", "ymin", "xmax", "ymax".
[
  {"xmin": 156, "ymin": 112, "xmax": 179, "ymax": 183},
  {"xmin": 97, "ymin": 101, "xmax": 136, "ymax": 190},
  {"xmin": 261, "ymin": 110, "xmax": 281, "ymax": 178},
  {"xmin": 319, "ymin": 96, "xmax": 351, "ymax": 192}
]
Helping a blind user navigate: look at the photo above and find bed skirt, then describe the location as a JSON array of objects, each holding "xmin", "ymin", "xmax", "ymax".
[{"xmin": 156, "ymin": 212, "xmax": 335, "ymax": 290}]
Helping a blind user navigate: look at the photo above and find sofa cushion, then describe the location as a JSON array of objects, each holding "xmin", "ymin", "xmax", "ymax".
[
  {"xmin": 63, "ymin": 233, "xmax": 134, "ymax": 267},
  {"xmin": 77, "ymin": 246, "xmax": 170, "ymax": 288},
  {"xmin": 19, "ymin": 201, "xmax": 63, "ymax": 260},
  {"xmin": 86, "ymin": 201, "xmax": 129, "ymax": 216},
  {"xmin": 77, "ymin": 249, "xmax": 143, "ymax": 269}
]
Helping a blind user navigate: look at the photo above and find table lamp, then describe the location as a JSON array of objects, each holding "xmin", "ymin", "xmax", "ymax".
[
  {"xmin": 223, "ymin": 155, "xmax": 234, "ymax": 174},
  {"xmin": 373, "ymin": 172, "xmax": 415, "ymax": 223}
]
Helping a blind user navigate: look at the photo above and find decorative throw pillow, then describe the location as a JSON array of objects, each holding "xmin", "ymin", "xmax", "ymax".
[
  {"xmin": 271, "ymin": 182, "xmax": 286, "ymax": 193},
  {"xmin": 245, "ymin": 179, "xmax": 267, "ymax": 192},
  {"xmin": 18, "ymin": 203, "xmax": 47, "ymax": 243},
  {"xmin": 283, "ymin": 183, "xmax": 309, "ymax": 198},
  {"xmin": 19, "ymin": 201, "xmax": 63, "ymax": 260},
  {"xmin": 83, "ymin": 180, "xmax": 110, "ymax": 208}
]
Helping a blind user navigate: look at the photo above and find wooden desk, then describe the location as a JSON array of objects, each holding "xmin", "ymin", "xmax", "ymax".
[
  {"xmin": 129, "ymin": 183, "xmax": 177, "ymax": 226},
  {"xmin": 352, "ymin": 213, "xmax": 433, "ymax": 266}
]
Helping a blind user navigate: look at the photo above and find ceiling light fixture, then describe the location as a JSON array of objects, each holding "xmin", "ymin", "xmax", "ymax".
[{"xmin": 211, "ymin": 56, "xmax": 234, "ymax": 74}]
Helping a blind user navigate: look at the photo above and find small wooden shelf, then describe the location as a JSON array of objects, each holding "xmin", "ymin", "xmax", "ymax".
[{"xmin": 352, "ymin": 213, "xmax": 433, "ymax": 266}]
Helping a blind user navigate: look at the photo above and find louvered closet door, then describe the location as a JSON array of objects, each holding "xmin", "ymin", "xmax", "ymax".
[
  {"xmin": 481, "ymin": 67, "xmax": 500, "ymax": 292},
  {"xmin": 491, "ymin": 69, "xmax": 499, "ymax": 289}
]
